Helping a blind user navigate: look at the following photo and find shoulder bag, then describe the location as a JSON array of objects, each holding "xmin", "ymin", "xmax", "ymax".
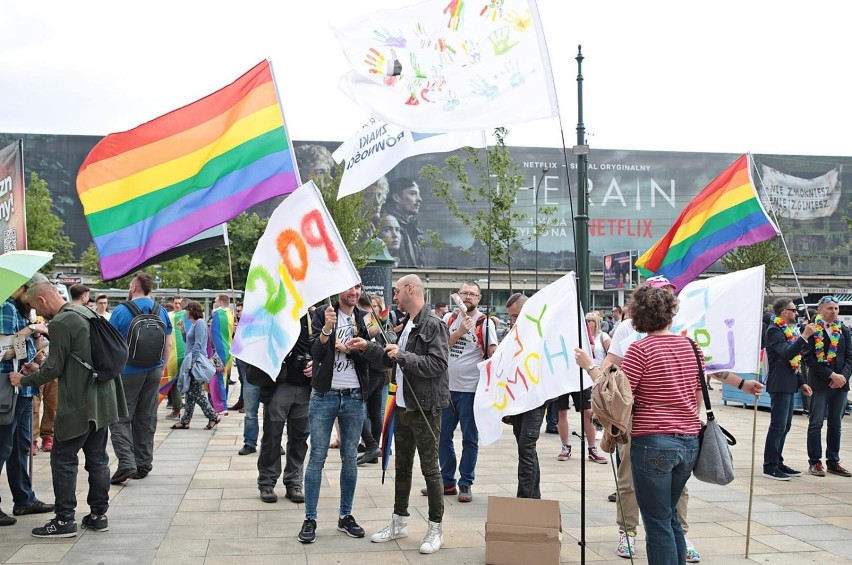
[{"xmin": 689, "ymin": 338, "xmax": 737, "ymax": 485}]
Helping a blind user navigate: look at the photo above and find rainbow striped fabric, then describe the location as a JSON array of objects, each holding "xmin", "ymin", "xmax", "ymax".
[
  {"xmin": 76, "ymin": 60, "xmax": 299, "ymax": 280},
  {"xmin": 635, "ymin": 154, "xmax": 779, "ymax": 291}
]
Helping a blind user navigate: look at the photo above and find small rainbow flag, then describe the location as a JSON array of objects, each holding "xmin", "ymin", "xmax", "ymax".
[
  {"xmin": 76, "ymin": 60, "xmax": 299, "ymax": 280},
  {"xmin": 635, "ymin": 154, "xmax": 779, "ymax": 291},
  {"xmin": 165, "ymin": 310, "xmax": 187, "ymax": 379}
]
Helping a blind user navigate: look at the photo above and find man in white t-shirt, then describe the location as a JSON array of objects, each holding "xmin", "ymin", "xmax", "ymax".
[{"xmin": 433, "ymin": 282, "xmax": 497, "ymax": 503}]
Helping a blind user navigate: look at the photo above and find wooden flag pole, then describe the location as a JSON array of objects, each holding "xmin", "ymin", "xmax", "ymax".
[
  {"xmin": 745, "ymin": 394, "xmax": 759, "ymax": 558},
  {"xmin": 223, "ymin": 224, "xmax": 237, "ymax": 308}
]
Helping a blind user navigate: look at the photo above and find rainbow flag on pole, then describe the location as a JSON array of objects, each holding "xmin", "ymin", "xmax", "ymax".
[
  {"xmin": 76, "ymin": 60, "xmax": 300, "ymax": 280},
  {"xmin": 635, "ymin": 154, "xmax": 779, "ymax": 291}
]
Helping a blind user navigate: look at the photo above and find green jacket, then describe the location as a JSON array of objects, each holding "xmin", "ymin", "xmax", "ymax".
[{"xmin": 21, "ymin": 304, "xmax": 127, "ymax": 441}]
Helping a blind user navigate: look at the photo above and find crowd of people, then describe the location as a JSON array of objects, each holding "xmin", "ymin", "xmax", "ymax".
[{"xmin": 1, "ymin": 270, "xmax": 849, "ymax": 564}]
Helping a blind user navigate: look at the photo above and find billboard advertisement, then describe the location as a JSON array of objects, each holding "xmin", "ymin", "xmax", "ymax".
[
  {"xmin": 0, "ymin": 140, "xmax": 27, "ymax": 252},
  {"xmin": 0, "ymin": 132, "xmax": 850, "ymax": 278},
  {"xmin": 603, "ymin": 250, "xmax": 633, "ymax": 290}
]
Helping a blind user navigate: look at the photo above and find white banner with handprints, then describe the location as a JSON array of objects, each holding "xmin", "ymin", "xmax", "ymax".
[
  {"xmin": 474, "ymin": 272, "xmax": 593, "ymax": 446},
  {"xmin": 760, "ymin": 165, "xmax": 840, "ymax": 220},
  {"xmin": 232, "ymin": 181, "xmax": 361, "ymax": 379},
  {"xmin": 618, "ymin": 266, "xmax": 765, "ymax": 375}
]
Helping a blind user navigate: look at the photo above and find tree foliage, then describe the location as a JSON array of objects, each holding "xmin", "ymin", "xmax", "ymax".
[
  {"xmin": 421, "ymin": 127, "xmax": 555, "ymax": 290},
  {"xmin": 193, "ymin": 212, "xmax": 268, "ymax": 290},
  {"xmin": 80, "ymin": 242, "xmax": 202, "ymax": 290},
  {"xmin": 25, "ymin": 172, "xmax": 74, "ymax": 269}
]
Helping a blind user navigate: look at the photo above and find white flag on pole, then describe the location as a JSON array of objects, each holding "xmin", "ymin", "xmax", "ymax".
[
  {"xmin": 474, "ymin": 272, "xmax": 593, "ymax": 446},
  {"xmin": 617, "ymin": 266, "xmax": 766, "ymax": 375},
  {"xmin": 334, "ymin": 0, "xmax": 559, "ymax": 133},
  {"xmin": 232, "ymin": 181, "xmax": 361, "ymax": 379},
  {"xmin": 332, "ymin": 119, "xmax": 484, "ymax": 199}
]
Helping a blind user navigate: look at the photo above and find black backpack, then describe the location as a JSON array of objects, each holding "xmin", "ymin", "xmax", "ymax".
[
  {"xmin": 121, "ymin": 300, "xmax": 167, "ymax": 367},
  {"xmin": 69, "ymin": 308, "xmax": 129, "ymax": 382}
]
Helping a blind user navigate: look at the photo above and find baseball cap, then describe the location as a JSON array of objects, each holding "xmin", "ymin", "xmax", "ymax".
[{"xmin": 644, "ymin": 275, "xmax": 677, "ymax": 292}]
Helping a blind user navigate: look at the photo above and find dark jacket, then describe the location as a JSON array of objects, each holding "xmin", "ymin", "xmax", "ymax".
[
  {"xmin": 20, "ymin": 304, "xmax": 128, "ymax": 441},
  {"xmin": 804, "ymin": 322, "xmax": 852, "ymax": 392},
  {"xmin": 310, "ymin": 303, "xmax": 370, "ymax": 394},
  {"xmin": 361, "ymin": 304, "xmax": 449, "ymax": 412},
  {"xmin": 764, "ymin": 324, "xmax": 808, "ymax": 394}
]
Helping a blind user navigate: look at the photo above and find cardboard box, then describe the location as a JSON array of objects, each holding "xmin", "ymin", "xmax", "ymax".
[{"xmin": 485, "ymin": 496, "xmax": 562, "ymax": 565}]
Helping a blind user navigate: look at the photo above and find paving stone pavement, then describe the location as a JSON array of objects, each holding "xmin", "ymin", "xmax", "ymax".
[{"xmin": 2, "ymin": 386, "xmax": 852, "ymax": 564}]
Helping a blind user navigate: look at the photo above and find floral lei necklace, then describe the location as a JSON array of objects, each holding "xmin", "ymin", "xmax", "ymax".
[
  {"xmin": 773, "ymin": 316, "xmax": 802, "ymax": 370},
  {"xmin": 814, "ymin": 314, "xmax": 842, "ymax": 364}
]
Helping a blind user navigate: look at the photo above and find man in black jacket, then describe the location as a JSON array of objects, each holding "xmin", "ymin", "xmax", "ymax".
[
  {"xmin": 805, "ymin": 296, "xmax": 852, "ymax": 477},
  {"xmin": 298, "ymin": 285, "xmax": 370, "ymax": 545},
  {"xmin": 253, "ymin": 315, "xmax": 312, "ymax": 504},
  {"xmin": 349, "ymin": 274, "xmax": 450, "ymax": 555},
  {"xmin": 762, "ymin": 298, "xmax": 815, "ymax": 480}
]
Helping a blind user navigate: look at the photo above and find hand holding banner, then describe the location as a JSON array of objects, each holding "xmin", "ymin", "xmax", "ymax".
[{"xmin": 232, "ymin": 181, "xmax": 361, "ymax": 379}]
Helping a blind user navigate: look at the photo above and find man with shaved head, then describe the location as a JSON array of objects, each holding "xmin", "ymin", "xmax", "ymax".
[{"xmin": 349, "ymin": 274, "xmax": 450, "ymax": 554}]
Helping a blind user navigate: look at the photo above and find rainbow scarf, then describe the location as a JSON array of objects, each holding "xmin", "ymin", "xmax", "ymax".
[
  {"xmin": 76, "ymin": 60, "xmax": 299, "ymax": 280},
  {"xmin": 635, "ymin": 154, "xmax": 779, "ymax": 290},
  {"xmin": 773, "ymin": 316, "xmax": 802, "ymax": 370},
  {"xmin": 814, "ymin": 315, "xmax": 842, "ymax": 364}
]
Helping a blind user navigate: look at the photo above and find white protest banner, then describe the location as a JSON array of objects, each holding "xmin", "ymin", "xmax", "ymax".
[
  {"xmin": 474, "ymin": 272, "xmax": 593, "ymax": 446},
  {"xmin": 332, "ymin": 119, "xmax": 484, "ymax": 199},
  {"xmin": 760, "ymin": 165, "xmax": 840, "ymax": 220},
  {"xmin": 232, "ymin": 181, "xmax": 361, "ymax": 379},
  {"xmin": 617, "ymin": 266, "xmax": 765, "ymax": 374},
  {"xmin": 334, "ymin": 0, "xmax": 559, "ymax": 133}
]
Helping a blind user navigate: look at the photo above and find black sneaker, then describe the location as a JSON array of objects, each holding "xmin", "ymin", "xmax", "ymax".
[
  {"xmin": 260, "ymin": 488, "xmax": 278, "ymax": 503},
  {"xmin": 827, "ymin": 462, "xmax": 852, "ymax": 477},
  {"xmin": 357, "ymin": 447, "xmax": 381, "ymax": 466},
  {"xmin": 81, "ymin": 514, "xmax": 109, "ymax": 532},
  {"xmin": 238, "ymin": 445, "xmax": 257, "ymax": 456},
  {"xmin": 762, "ymin": 468, "xmax": 791, "ymax": 481},
  {"xmin": 132, "ymin": 468, "xmax": 150, "ymax": 480},
  {"xmin": 607, "ymin": 491, "xmax": 617, "ymax": 503},
  {"xmin": 32, "ymin": 518, "xmax": 78, "ymax": 538},
  {"xmin": 298, "ymin": 518, "xmax": 317, "ymax": 544},
  {"xmin": 0, "ymin": 510, "xmax": 16, "ymax": 526},
  {"xmin": 110, "ymin": 468, "xmax": 137, "ymax": 485},
  {"xmin": 778, "ymin": 464, "xmax": 801, "ymax": 476},
  {"xmin": 337, "ymin": 514, "xmax": 365, "ymax": 538},
  {"xmin": 13, "ymin": 500, "xmax": 55, "ymax": 516}
]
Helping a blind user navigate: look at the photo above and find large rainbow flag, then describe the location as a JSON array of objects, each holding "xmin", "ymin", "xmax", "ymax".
[
  {"xmin": 76, "ymin": 60, "xmax": 300, "ymax": 280},
  {"xmin": 635, "ymin": 154, "xmax": 779, "ymax": 291}
]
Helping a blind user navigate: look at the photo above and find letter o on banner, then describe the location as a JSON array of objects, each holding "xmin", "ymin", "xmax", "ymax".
[{"xmin": 276, "ymin": 228, "xmax": 308, "ymax": 282}]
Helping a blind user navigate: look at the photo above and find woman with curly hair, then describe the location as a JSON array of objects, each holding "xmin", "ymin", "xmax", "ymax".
[{"xmin": 580, "ymin": 284, "xmax": 702, "ymax": 564}]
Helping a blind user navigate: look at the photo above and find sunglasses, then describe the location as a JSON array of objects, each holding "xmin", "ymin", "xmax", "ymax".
[{"xmin": 820, "ymin": 296, "xmax": 839, "ymax": 304}]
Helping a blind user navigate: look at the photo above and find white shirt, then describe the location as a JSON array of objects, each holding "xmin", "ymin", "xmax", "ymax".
[
  {"xmin": 395, "ymin": 318, "xmax": 415, "ymax": 408},
  {"xmin": 330, "ymin": 311, "xmax": 360, "ymax": 389},
  {"xmin": 593, "ymin": 332, "xmax": 611, "ymax": 365},
  {"xmin": 608, "ymin": 319, "xmax": 644, "ymax": 359},
  {"xmin": 444, "ymin": 310, "xmax": 498, "ymax": 392}
]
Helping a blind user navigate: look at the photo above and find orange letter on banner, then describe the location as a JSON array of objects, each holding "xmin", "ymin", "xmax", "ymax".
[
  {"xmin": 301, "ymin": 210, "xmax": 339, "ymax": 262},
  {"xmin": 277, "ymin": 229, "xmax": 308, "ymax": 281}
]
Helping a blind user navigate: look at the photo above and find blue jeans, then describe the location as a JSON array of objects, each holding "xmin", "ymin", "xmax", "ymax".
[
  {"xmin": 764, "ymin": 392, "xmax": 794, "ymax": 471},
  {"xmin": 631, "ymin": 434, "xmax": 698, "ymax": 565},
  {"xmin": 439, "ymin": 391, "xmax": 478, "ymax": 488},
  {"xmin": 242, "ymin": 379, "xmax": 261, "ymax": 448},
  {"xmin": 304, "ymin": 388, "xmax": 365, "ymax": 521},
  {"xmin": 0, "ymin": 395, "xmax": 37, "ymax": 510},
  {"xmin": 808, "ymin": 387, "xmax": 848, "ymax": 464}
]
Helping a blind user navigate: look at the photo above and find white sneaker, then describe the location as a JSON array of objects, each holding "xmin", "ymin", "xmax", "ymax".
[
  {"xmin": 685, "ymin": 537, "xmax": 701, "ymax": 562},
  {"xmin": 419, "ymin": 520, "xmax": 444, "ymax": 554},
  {"xmin": 371, "ymin": 513, "xmax": 408, "ymax": 543},
  {"xmin": 616, "ymin": 529, "xmax": 636, "ymax": 558}
]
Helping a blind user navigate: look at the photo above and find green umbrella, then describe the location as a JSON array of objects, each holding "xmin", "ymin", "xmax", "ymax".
[{"xmin": 0, "ymin": 250, "xmax": 54, "ymax": 301}]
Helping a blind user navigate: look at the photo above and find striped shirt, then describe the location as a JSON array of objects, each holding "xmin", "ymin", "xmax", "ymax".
[{"xmin": 621, "ymin": 333, "xmax": 702, "ymax": 437}]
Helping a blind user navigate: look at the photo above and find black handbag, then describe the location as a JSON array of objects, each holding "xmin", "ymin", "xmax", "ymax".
[{"xmin": 689, "ymin": 339, "xmax": 737, "ymax": 485}]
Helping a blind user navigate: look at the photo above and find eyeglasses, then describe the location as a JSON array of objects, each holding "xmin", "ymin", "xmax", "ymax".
[
  {"xmin": 459, "ymin": 292, "xmax": 480, "ymax": 298},
  {"xmin": 783, "ymin": 308, "xmax": 797, "ymax": 312},
  {"xmin": 820, "ymin": 296, "xmax": 839, "ymax": 304},
  {"xmin": 393, "ymin": 283, "xmax": 412, "ymax": 295}
]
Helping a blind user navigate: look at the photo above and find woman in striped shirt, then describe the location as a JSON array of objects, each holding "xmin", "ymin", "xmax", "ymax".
[{"xmin": 584, "ymin": 285, "xmax": 701, "ymax": 564}]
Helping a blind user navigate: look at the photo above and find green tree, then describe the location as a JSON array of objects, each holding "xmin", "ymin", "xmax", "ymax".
[
  {"xmin": 80, "ymin": 242, "xmax": 202, "ymax": 289},
  {"xmin": 721, "ymin": 216, "xmax": 790, "ymax": 293},
  {"xmin": 25, "ymin": 171, "xmax": 74, "ymax": 269},
  {"xmin": 79, "ymin": 243, "xmax": 102, "ymax": 282},
  {"xmin": 421, "ymin": 127, "xmax": 555, "ymax": 291},
  {"xmin": 194, "ymin": 212, "xmax": 268, "ymax": 290},
  {"xmin": 312, "ymin": 163, "xmax": 382, "ymax": 270}
]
